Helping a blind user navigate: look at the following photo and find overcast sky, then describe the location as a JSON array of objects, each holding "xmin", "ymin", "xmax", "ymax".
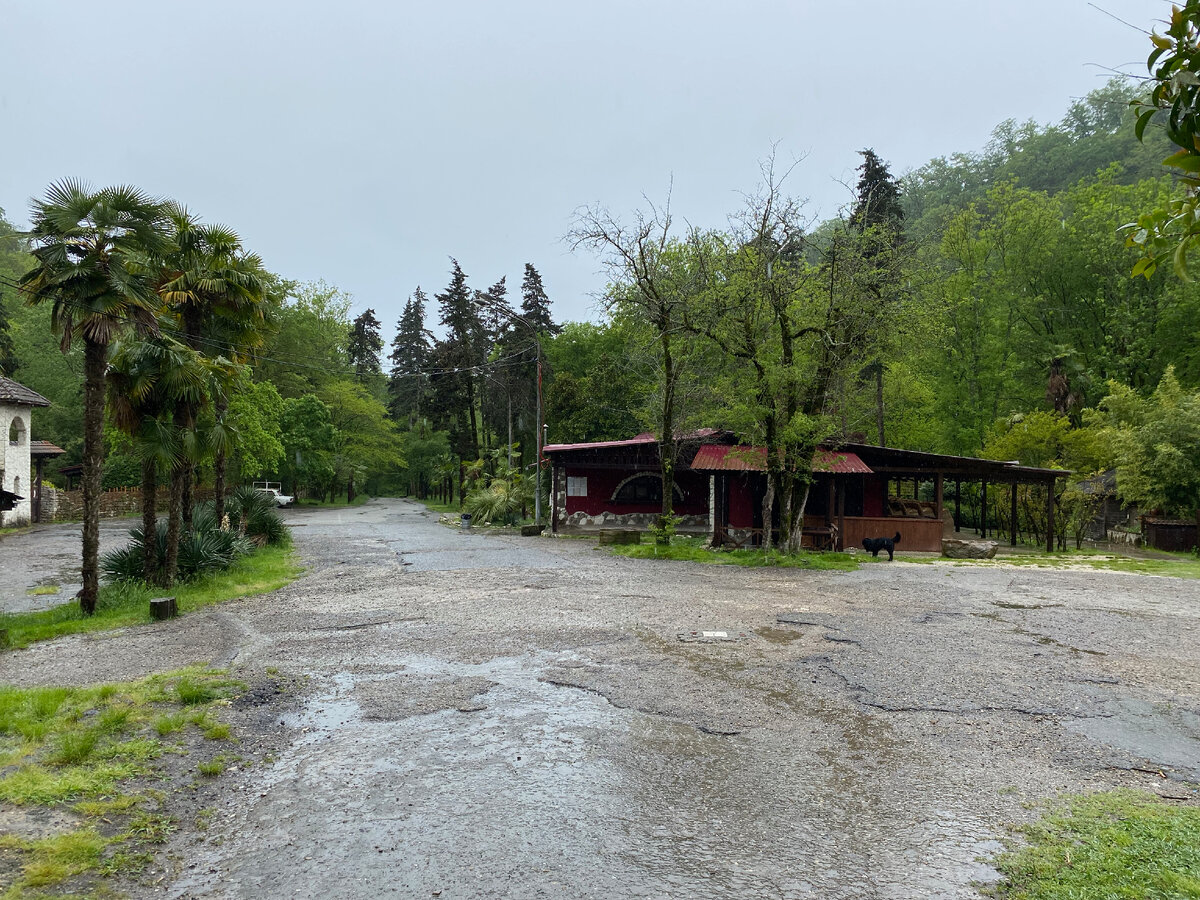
[{"xmin": 0, "ymin": 0, "xmax": 1171, "ymax": 334}]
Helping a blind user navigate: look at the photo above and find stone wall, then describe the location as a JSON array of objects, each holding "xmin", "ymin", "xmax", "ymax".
[
  {"xmin": 44, "ymin": 485, "xmax": 214, "ymax": 522},
  {"xmin": 559, "ymin": 510, "xmax": 709, "ymax": 533}
]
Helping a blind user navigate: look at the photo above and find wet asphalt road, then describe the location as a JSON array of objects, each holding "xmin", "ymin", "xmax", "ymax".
[
  {"xmin": 0, "ymin": 517, "xmax": 133, "ymax": 612},
  {"xmin": 1, "ymin": 498, "xmax": 1198, "ymax": 898}
]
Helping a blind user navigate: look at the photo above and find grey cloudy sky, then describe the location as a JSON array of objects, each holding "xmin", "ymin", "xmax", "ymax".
[{"xmin": 0, "ymin": 0, "xmax": 1170, "ymax": 334}]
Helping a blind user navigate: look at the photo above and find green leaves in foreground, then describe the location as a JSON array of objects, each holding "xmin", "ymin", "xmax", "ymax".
[{"xmin": 991, "ymin": 790, "xmax": 1200, "ymax": 899}]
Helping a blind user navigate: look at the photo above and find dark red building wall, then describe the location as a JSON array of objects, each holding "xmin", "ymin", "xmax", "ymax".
[
  {"xmin": 727, "ymin": 474, "xmax": 757, "ymax": 528},
  {"xmin": 863, "ymin": 475, "xmax": 886, "ymax": 517},
  {"xmin": 564, "ymin": 467, "xmax": 709, "ymax": 516}
]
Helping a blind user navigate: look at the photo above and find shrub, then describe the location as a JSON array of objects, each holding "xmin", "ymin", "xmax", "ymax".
[
  {"xmin": 100, "ymin": 498, "xmax": 267, "ymax": 585},
  {"xmin": 463, "ymin": 471, "xmax": 533, "ymax": 525}
]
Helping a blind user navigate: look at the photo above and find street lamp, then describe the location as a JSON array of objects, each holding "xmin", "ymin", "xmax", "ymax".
[{"xmin": 474, "ymin": 299, "xmax": 544, "ymax": 527}]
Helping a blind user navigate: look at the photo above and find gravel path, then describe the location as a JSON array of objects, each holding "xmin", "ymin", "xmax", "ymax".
[{"xmin": 2, "ymin": 497, "xmax": 1198, "ymax": 898}]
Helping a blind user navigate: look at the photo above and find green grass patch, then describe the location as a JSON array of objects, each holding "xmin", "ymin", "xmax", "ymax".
[
  {"xmin": 197, "ymin": 756, "xmax": 226, "ymax": 777},
  {"xmin": 608, "ymin": 535, "xmax": 861, "ymax": 571},
  {"xmin": 917, "ymin": 547, "xmax": 1200, "ymax": 580},
  {"xmin": 0, "ymin": 545, "xmax": 301, "ymax": 649},
  {"xmin": 201, "ymin": 721, "xmax": 232, "ymax": 741},
  {"xmin": 0, "ymin": 667, "xmax": 242, "ymax": 896},
  {"xmin": 989, "ymin": 789, "xmax": 1200, "ymax": 898}
]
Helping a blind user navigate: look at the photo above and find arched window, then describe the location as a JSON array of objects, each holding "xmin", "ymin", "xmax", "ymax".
[
  {"xmin": 9, "ymin": 416, "xmax": 25, "ymax": 447},
  {"xmin": 12, "ymin": 476, "xmax": 19, "ymax": 497},
  {"xmin": 611, "ymin": 473, "xmax": 684, "ymax": 505}
]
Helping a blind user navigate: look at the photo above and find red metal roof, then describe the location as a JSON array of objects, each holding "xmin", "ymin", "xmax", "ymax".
[
  {"xmin": 691, "ymin": 444, "xmax": 873, "ymax": 474},
  {"xmin": 543, "ymin": 433, "xmax": 657, "ymax": 453},
  {"xmin": 543, "ymin": 429, "xmax": 724, "ymax": 455},
  {"xmin": 815, "ymin": 450, "xmax": 874, "ymax": 474},
  {"xmin": 691, "ymin": 444, "xmax": 766, "ymax": 471}
]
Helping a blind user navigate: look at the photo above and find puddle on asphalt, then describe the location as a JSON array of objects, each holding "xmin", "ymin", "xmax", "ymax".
[
  {"xmin": 755, "ymin": 626, "xmax": 804, "ymax": 644},
  {"xmin": 1069, "ymin": 699, "xmax": 1200, "ymax": 780},
  {"xmin": 171, "ymin": 652, "xmax": 1007, "ymax": 898}
]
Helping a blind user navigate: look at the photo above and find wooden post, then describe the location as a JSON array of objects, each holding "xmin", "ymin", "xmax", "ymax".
[
  {"xmin": 836, "ymin": 479, "xmax": 845, "ymax": 551},
  {"xmin": 1010, "ymin": 482, "xmax": 1018, "ymax": 546},
  {"xmin": 980, "ymin": 480, "xmax": 988, "ymax": 538},
  {"xmin": 150, "ymin": 597, "xmax": 177, "ymax": 620},
  {"xmin": 33, "ymin": 458, "xmax": 44, "ymax": 524},
  {"xmin": 934, "ymin": 473, "xmax": 944, "ymax": 521},
  {"xmin": 826, "ymin": 478, "xmax": 835, "ymax": 526},
  {"xmin": 1045, "ymin": 477, "xmax": 1056, "ymax": 553},
  {"xmin": 954, "ymin": 480, "xmax": 961, "ymax": 532}
]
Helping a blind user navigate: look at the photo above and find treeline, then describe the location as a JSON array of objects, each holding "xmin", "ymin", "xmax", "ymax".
[
  {"xmin": 384, "ymin": 259, "xmax": 558, "ymax": 504},
  {"xmin": 546, "ymin": 79, "xmax": 1200, "ymax": 541},
  {"xmin": 0, "ymin": 187, "xmax": 567, "ymax": 559},
  {"xmin": 2, "ymin": 78, "xmax": 1197, "ymax": 562}
]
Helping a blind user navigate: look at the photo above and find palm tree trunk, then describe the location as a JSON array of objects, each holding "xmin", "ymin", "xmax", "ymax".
[
  {"xmin": 141, "ymin": 456, "xmax": 157, "ymax": 582},
  {"xmin": 80, "ymin": 338, "xmax": 107, "ymax": 615},
  {"xmin": 214, "ymin": 396, "xmax": 228, "ymax": 525},
  {"xmin": 164, "ymin": 404, "xmax": 187, "ymax": 586},
  {"xmin": 165, "ymin": 467, "xmax": 184, "ymax": 587},
  {"xmin": 182, "ymin": 466, "xmax": 193, "ymax": 529}
]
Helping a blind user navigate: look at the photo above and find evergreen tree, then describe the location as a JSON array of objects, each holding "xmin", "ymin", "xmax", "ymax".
[
  {"xmin": 476, "ymin": 276, "xmax": 512, "ymax": 344},
  {"xmin": 388, "ymin": 288, "xmax": 431, "ymax": 426},
  {"xmin": 430, "ymin": 260, "xmax": 484, "ymax": 460},
  {"xmin": 347, "ymin": 307, "xmax": 384, "ymax": 379},
  {"xmin": 849, "ymin": 149, "xmax": 906, "ymax": 446},
  {"xmin": 506, "ymin": 263, "xmax": 560, "ymax": 458},
  {"xmin": 851, "ymin": 148, "xmax": 904, "ymax": 234},
  {"xmin": 475, "ymin": 276, "xmax": 515, "ymax": 461},
  {"xmin": 519, "ymin": 263, "xmax": 558, "ymax": 335}
]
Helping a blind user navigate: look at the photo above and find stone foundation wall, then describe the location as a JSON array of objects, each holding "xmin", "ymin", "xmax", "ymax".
[{"xmin": 560, "ymin": 510, "xmax": 709, "ymax": 532}]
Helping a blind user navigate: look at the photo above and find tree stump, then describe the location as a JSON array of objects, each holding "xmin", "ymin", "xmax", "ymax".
[{"xmin": 150, "ymin": 597, "xmax": 178, "ymax": 620}]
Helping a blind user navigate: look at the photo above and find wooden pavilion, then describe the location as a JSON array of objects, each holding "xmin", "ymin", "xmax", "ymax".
[{"xmin": 545, "ymin": 432, "xmax": 1070, "ymax": 553}]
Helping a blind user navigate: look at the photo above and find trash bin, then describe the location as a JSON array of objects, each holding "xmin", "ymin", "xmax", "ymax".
[{"xmin": 461, "ymin": 513, "xmax": 472, "ymax": 530}]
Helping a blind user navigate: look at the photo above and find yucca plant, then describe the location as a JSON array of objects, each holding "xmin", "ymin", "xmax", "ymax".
[
  {"xmin": 101, "ymin": 505, "xmax": 256, "ymax": 584},
  {"xmin": 216, "ymin": 488, "xmax": 290, "ymax": 547}
]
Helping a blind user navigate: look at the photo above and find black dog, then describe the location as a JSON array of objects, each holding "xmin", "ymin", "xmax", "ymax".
[{"xmin": 862, "ymin": 532, "xmax": 901, "ymax": 561}]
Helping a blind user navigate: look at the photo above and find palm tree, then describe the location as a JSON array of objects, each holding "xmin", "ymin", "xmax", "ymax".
[
  {"xmin": 155, "ymin": 210, "xmax": 270, "ymax": 527},
  {"xmin": 107, "ymin": 335, "xmax": 205, "ymax": 582},
  {"xmin": 20, "ymin": 181, "xmax": 170, "ymax": 614}
]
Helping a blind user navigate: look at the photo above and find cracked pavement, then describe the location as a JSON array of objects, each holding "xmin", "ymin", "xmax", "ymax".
[{"xmin": 1, "ymin": 497, "xmax": 1198, "ymax": 898}]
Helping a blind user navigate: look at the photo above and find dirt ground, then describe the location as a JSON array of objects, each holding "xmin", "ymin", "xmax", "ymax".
[{"xmin": 1, "ymin": 497, "xmax": 1197, "ymax": 899}]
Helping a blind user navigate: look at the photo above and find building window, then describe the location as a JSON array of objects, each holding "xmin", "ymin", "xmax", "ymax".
[
  {"xmin": 8, "ymin": 417, "xmax": 24, "ymax": 447},
  {"xmin": 567, "ymin": 476, "xmax": 588, "ymax": 497}
]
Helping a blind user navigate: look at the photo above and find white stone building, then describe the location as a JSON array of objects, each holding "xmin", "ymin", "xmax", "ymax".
[{"xmin": 1, "ymin": 376, "xmax": 51, "ymax": 527}]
